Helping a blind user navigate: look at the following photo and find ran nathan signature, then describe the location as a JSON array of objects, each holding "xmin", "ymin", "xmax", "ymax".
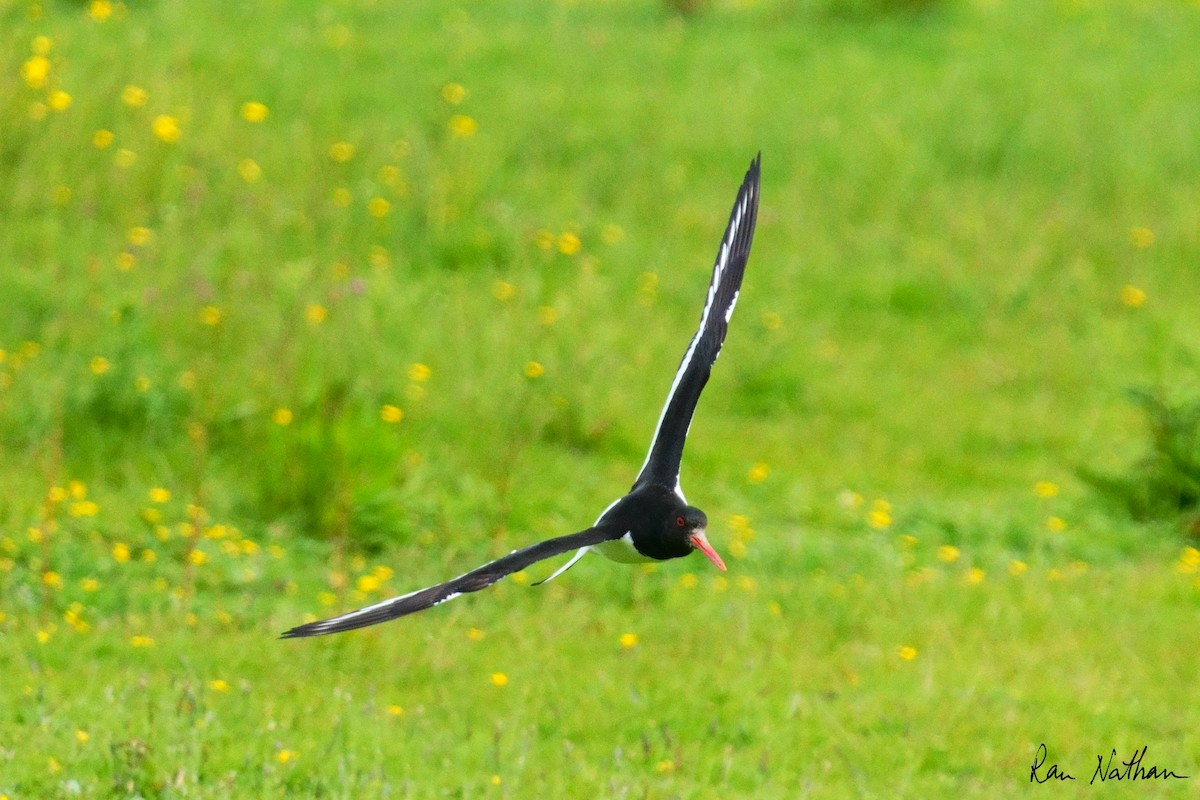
[{"xmin": 1030, "ymin": 744, "xmax": 1190, "ymax": 785}]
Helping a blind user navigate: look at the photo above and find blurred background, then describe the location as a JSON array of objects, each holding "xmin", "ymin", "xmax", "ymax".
[{"xmin": 2, "ymin": 0, "xmax": 1199, "ymax": 796}]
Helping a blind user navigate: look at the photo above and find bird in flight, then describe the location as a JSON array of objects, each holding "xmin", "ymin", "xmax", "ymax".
[{"xmin": 282, "ymin": 154, "xmax": 761, "ymax": 638}]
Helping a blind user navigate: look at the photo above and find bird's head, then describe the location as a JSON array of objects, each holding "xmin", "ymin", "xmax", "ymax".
[{"xmin": 670, "ymin": 507, "xmax": 726, "ymax": 572}]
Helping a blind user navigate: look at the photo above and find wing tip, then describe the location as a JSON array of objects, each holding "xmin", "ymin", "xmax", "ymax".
[
  {"xmin": 747, "ymin": 151, "xmax": 762, "ymax": 184},
  {"xmin": 279, "ymin": 621, "xmax": 330, "ymax": 639}
]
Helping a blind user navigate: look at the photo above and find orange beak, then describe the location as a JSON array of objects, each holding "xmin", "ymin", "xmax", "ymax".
[{"xmin": 689, "ymin": 530, "xmax": 727, "ymax": 572}]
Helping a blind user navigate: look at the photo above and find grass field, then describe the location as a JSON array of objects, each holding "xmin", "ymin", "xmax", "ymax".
[{"xmin": 3, "ymin": 0, "xmax": 1200, "ymax": 796}]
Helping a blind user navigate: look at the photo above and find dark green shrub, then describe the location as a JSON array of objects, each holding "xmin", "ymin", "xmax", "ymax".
[{"xmin": 1080, "ymin": 388, "xmax": 1200, "ymax": 525}]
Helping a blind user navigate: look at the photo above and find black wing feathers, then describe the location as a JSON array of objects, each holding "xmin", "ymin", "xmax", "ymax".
[
  {"xmin": 280, "ymin": 526, "xmax": 618, "ymax": 638},
  {"xmin": 634, "ymin": 154, "xmax": 761, "ymax": 491}
]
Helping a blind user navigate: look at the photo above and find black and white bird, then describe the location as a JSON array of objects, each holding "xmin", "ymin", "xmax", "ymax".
[{"xmin": 282, "ymin": 154, "xmax": 761, "ymax": 638}]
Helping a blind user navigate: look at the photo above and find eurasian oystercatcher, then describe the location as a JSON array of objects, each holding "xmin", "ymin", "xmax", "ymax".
[{"xmin": 282, "ymin": 154, "xmax": 760, "ymax": 638}]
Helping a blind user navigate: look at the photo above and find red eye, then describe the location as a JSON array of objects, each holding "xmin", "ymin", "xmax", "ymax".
[{"xmin": 675, "ymin": 516, "xmax": 686, "ymax": 527}]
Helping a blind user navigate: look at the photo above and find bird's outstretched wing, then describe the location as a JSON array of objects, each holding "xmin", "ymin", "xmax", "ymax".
[
  {"xmin": 280, "ymin": 526, "xmax": 620, "ymax": 638},
  {"xmin": 634, "ymin": 153, "xmax": 761, "ymax": 493}
]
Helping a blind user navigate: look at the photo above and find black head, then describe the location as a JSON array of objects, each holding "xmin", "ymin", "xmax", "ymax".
[{"xmin": 667, "ymin": 505, "xmax": 726, "ymax": 571}]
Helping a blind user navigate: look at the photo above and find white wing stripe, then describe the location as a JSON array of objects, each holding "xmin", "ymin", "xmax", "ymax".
[
  {"xmin": 724, "ymin": 289, "xmax": 740, "ymax": 323},
  {"xmin": 535, "ymin": 546, "xmax": 590, "ymax": 585}
]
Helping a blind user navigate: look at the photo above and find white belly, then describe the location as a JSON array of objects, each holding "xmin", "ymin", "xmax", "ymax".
[{"xmin": 593, "ymin": 532, "xmax": 654, "ymax": 564}]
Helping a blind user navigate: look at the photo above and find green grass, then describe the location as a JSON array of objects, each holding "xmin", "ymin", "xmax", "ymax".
[{"xmin": 3, "ymin": 0, "xmax": 1200, "ymax": 796}]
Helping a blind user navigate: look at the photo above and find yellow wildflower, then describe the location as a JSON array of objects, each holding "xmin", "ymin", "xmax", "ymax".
[
  {"xmin": 48, "ymin": 89, "xmax": 71, "ymax": 111},
  {"xmin": 367, "ymin": 197, "xmax": 391, "ymax": 218},
  {"xmin": 89, "ymin": 356, "xmax": 110, "ymax": 375},
  {"xmin": 897, "ymin": 645, "xmax": 918, "ymax": 661},
  {"xmin": 1034, "ymin": 481, "xmax": 1059, "ymax": 498},
  {"xmin": 377, "ymin": 164, "xmax": 402, "ymax": 186},
  {"xmin": 533, "ymin": 229, "xmax": 555, "ymax": 250},
  {"xmin": 937, "ymin": 545, "xmax": 960, "ymax": 563},
  {"xmin": 407, "ymin": 363, "xmax": 431, "ymax": 382},
  {"xmin": 130, "ymin": 635, "xmax": 154, "ymax": 648},
  {"xmin": 152, "ymin": 115, "xmax": 180, "ymax": 143},
  {"xmin": 747, "ymin": 462, "xmax": 770, "ymax": 484},
  {"xmin": 637, "ymin": 271, "xmax": 658, "ymax": 306},
  {"xmin": 867, "ymin": 508, "xmax": 892, "ymax": 530},
  {"xmin": 491, "ymin": 280, "xmax": 515, "ymax": 301},
  {"xmin": 240, "ymin": 101, "xmax": 269, "ymax": 122},
  {"xmin": 92, "ymin": 129, "xmax": 114, "ymax": 149},
  {"xmin": 380, "ymin": 404, "xmax": 404, "ymax": 424},
  {"xmin": 328, "ymin": 141, "xmax": 355, "ymax": 162},
  {"xmin": 556, "ymin": 232, "xmax": 581, "ymax": 255},
  {"xmin": 121, "ymin": 85, "xmax": 148, "ymax": 107},
  {"xmin": 87, "ymin": 0, "xmax": 113, "ymax": 19},
  {"xmin": 523, "ymin": 361, "xmax": 545, "ymax": 379},
  {"xmin": 619, "ymin": 632, "xmax": 638, "ymax": 649},
  {"xmin": 305, "ymin": 303, "xmax": 328, "ymax": 324},
  {"xmin": 1129, "ymin": 226, "xmax": 1155, "ymax": 249},
  {"xmin": 112, "ymin": 542, "xmax": 130, "ymax": 563},
  {"xmin": 490, "ymin": 672, "xmax": 508, "ymax": 687},
  {"xmin": 1119, "ymin": 284, "xmax": 1147, "ymax": 308},
  {"xmin": 199, "ymin": 305, "xmax": 222, "ymax": 325},
  {"xmin": 69, "ymin": 500, "xmax": 99, "ymax": 517},
  {"xmin": 441, "ymin": 83, "xmax": 468, "ymax": 104},
  {"xmin": 237, "ymin": 158, "xmax": 261, "ymax": 182},
  {"xmin": 448, "ymin": 114, "xmax": 478, "ymax": 137},
  {"xmin": 21, "ymin": 55, "xmax": 50, "ymax": 89}
]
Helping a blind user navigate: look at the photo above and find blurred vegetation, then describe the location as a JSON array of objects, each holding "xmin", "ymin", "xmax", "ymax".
[{"xmin": 1081, "ymin": 387, "xmax": 1200, "ymax": 527}]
